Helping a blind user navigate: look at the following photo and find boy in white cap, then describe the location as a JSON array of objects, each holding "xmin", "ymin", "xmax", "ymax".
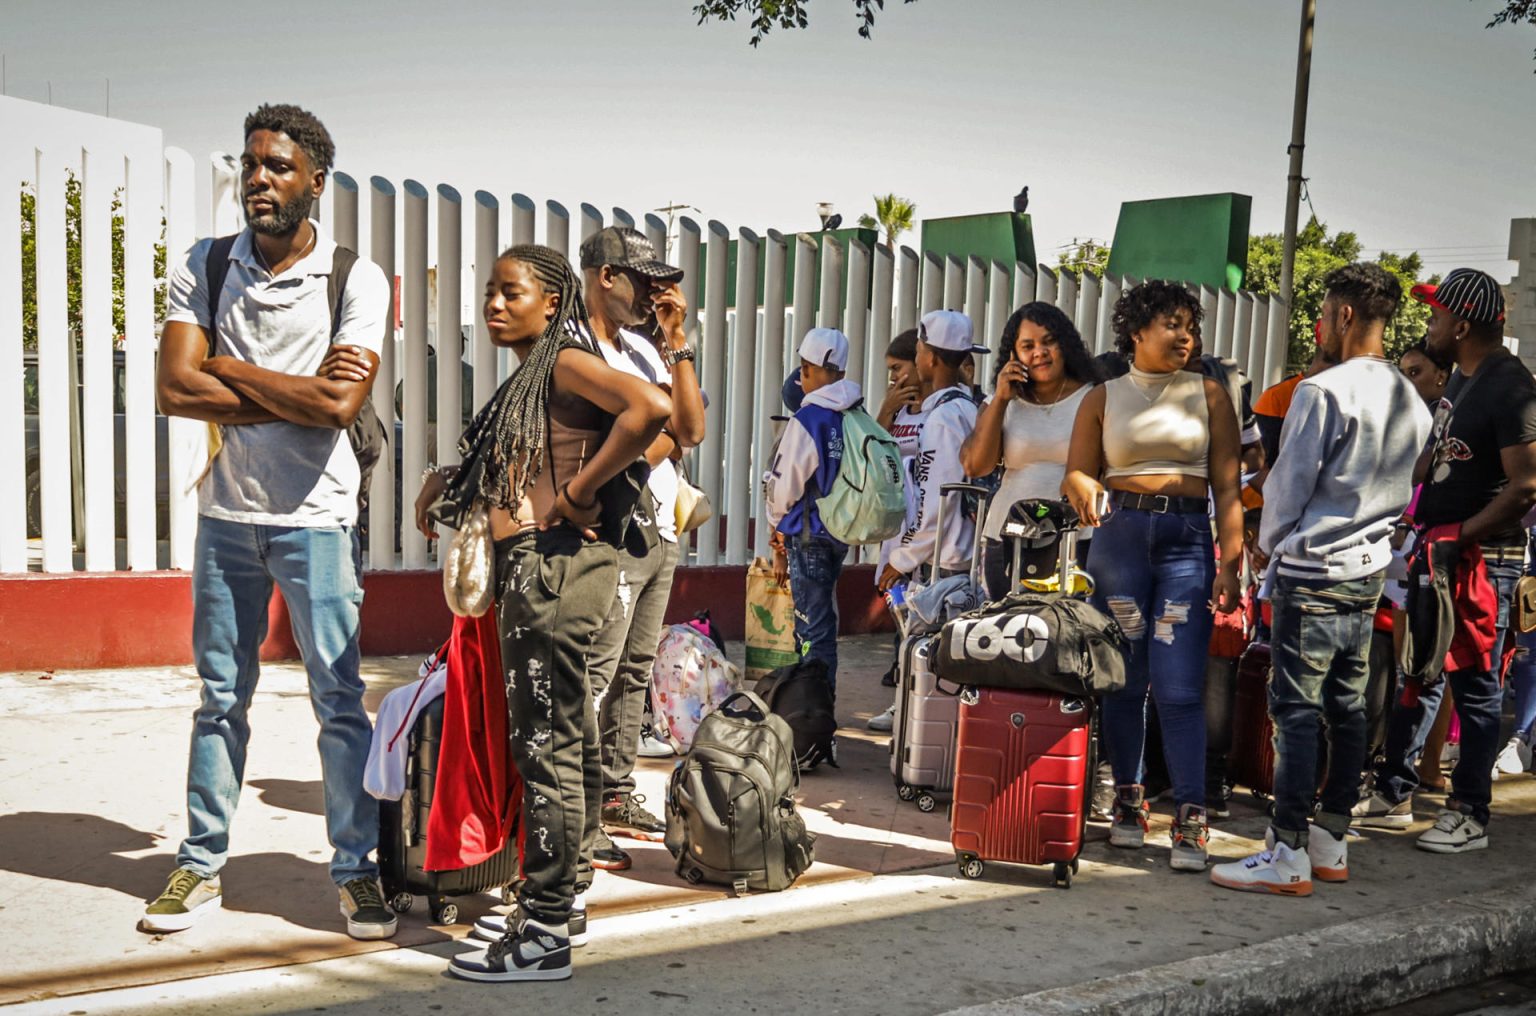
[
  {"xmin": 765, "ymin": 328, "xmax": 864, "ymax": 700},
  {"xmin": 878, "ymin": 310, "xmax": 987, "ymax": 593}
]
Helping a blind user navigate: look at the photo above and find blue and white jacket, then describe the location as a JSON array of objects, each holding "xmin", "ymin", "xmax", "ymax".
[{"xmin": 764, "ymin": 379, "xmax": 863, "ymax": 547}]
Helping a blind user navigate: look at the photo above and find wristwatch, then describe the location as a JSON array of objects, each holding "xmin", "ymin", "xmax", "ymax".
[{"xmin": 664, "ymin": 345, "xmax": 697, "ymax": 367}]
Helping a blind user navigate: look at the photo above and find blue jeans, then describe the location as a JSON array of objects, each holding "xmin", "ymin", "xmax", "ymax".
[
  {"xmin": 1376, "ymin": 555, "xmax": 1521, "ymax": 825},
  {"xmin": 1504, "ymin": 530, "xmax": 1536, "ymax": 740},
  {"xmin": 1088, "ymin": 507, "xmax": 1216, "ymax": 810},
  {"xmin": 178, "ymin": 517, "xmax": 376, "ymax": 886},
  {"xmin": 1268, "ymin": 572, "xmax": 1385, "ymax": 841},
  {"xmin": 787, "ymin": 537, "xmax": 848, "ymax": 699}
]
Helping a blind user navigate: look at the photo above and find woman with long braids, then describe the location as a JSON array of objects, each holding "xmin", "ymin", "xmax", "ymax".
[
  {"xmin": 1062, "ymin": 279, "xmax": 1243, "ymax": 874},
  {"xmin": 416, "ymin": 245, "xmax": 669, "ymax": 983}
]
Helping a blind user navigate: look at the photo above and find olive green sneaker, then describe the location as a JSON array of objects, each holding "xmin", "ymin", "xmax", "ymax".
[
  {"xmin": 141, "ymin": 869, "xmax": 222, "ymax": 933},
  {"xmin": 339, "ymin": 877, "xmax": 398, "ymax": 940}
]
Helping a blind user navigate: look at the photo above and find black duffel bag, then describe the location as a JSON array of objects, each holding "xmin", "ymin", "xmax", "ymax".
[{"xmin": 934, "ymin": 590, "xmax": 1128, "ymax": 696}]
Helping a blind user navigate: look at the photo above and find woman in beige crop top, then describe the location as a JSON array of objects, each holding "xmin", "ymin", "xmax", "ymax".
[
  {"xmin": 415, "ymin": 246, "xmax": 670, "ymax": 977},
  {"xmin": 1060, "ymin": 280, "xmax": 1243, "ymax": 873}
]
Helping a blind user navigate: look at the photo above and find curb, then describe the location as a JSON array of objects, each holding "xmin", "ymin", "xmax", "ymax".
[{"xmin": 937, "ymin": 880, "xmax": 1536, "ymax": 1016}]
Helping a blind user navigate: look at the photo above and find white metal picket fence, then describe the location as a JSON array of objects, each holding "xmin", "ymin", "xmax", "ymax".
[{"xmin": 3, "ymin": 96, "xmax": 1289, "ymax": 576}]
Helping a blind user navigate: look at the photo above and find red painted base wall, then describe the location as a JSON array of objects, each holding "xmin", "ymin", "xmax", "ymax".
[{"xmin": 0, "ymin": 565, "xmax": 892, "ymax": 671}]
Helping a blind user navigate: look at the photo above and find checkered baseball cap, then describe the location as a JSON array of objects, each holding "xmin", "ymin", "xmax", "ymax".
[
  {"xmin": 1411, "ymin": 268, "xmax": 1505, "ymax": 325},
  {"xmin": 578, "ymin": 226, "xmax": 684, "ymax": 283}
]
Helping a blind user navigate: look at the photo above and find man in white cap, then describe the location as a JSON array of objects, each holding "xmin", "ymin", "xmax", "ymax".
[
  {"xmin": 878, "ymin": 310, "xmax": 987, "ymax": 592},
  {"xmin": 765, "ymin": 327, "xmax": 864, "ymax": 701}
]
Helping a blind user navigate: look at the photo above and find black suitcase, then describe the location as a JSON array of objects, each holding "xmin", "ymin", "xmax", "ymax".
[{"xmin": 377, "ymin": 696, "xmax": 521, "ymax": 925}]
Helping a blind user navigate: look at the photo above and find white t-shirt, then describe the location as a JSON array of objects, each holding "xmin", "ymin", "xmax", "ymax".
[
  {"xmin": 164, "ymin": 224, "xmax": 391, "ymax": 528},
  {"xmin": 981, "ymin": 385, "xmax": 1094, "ymax": 542},
  {"xmin": 598, "ymin": 328, "xmax": 679, "ymax": 544}
]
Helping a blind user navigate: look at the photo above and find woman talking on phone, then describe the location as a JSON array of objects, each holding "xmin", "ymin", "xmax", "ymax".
[
  {"xmin": 961, "ymin": 302, "xmax": 1100, "ymax": 599},
  {"xmin": 1062, "ymin": 280, "xmax": 1243, "ymax": 874}
]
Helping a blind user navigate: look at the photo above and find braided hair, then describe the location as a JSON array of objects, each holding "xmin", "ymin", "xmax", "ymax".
[{"xmin": 459, "ymin": 244, "xmax": 600, "ymax": 512}]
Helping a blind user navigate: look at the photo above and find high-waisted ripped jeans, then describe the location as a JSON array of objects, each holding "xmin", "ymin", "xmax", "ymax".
[{"xmin": 1088, "ymin": 506, "xmax": 1216, "ymax": 811}]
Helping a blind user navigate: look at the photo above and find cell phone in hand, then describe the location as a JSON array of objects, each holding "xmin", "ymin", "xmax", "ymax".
[{"xmin": 1093, "ymin": 489, "xmax": 1111, "ymax": 519}]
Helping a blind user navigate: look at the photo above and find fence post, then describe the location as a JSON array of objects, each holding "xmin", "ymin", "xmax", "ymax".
[
  {"xmin": 545, "ymin": 199, "xmax": 570, "ymax": 261},
  {"xmin": 644, "ymin": 212, "xmax": 667, "ymax": 263},
  {"xmin": 756, "ymin": 230, "xmax": 789, "ymax": 558},
  {"xmin": 1078, "ymin": 271, "xmax": 1102, "ymax": 363},
  {"xmin": 436, "ymin": 184, "xmax": 463, "ymax": 472},
  {"xmin": 984, "ymin": 260, "xmax": 1011, "ymax": 379},
  {"xmin": 1250, "ymin": 296, "xmax": 1271, "ymax": 391},
  {"xmin": 80, "ymin": 145, "xmax": 114, "ymax": 571},
  {"xmin": 894, "ymin": 245, "xmax": 919, "ymax": 334},
  {"xmin": 1262, "ymin": 297, "xmax": 1289, "ymax": 391},
  {"xmin": 35, "ymin": 147, "xmax": 72, "ymax": 572},
  {"xmin": 579, "ymin": 202, "xmax": 603, "ymax": 246},
  {"xmin": 1036, "ymin": 264, "xmax": 1059, "ymax": 308},
  {"xmin": 1215, "ymin": 287, "xmax": 1236, "ymax": 361},
  {"xmin": 368, "ymin": 176, "xmax": 398, "ymax": 570},
  {"xmin": 943, "ymin": 255, "xmax": 964, "ymax": 310},
  {"xmin": 818, "ymin": 234, "xmax": 844, "ymax": 330},
  {"xmin": 790, "ymin": 233, "xmax": 818, "ymax": 371},
  {"xmin": 209, "ymin": 152, "xmax": 241, "ymax": 237},
  {"xmin": 1058, "ymin": 269, "xmax": 1079, "ymax": 328},
  {"xmin": 122, "ymin": 140, "xmax": 160, "ymax": 569},
  {"xmin": 920, "ymin": 250, "xmax": 944, "ymax": 315},
  {"xmin": 869, "ymin": 243, "xmax": 896, "ymax": 400},
  {"xmin": 845, "ymin": 238, "xmax": 872, "ymax": 400},
  {"xmin": 400, "ymin": 179, "xmax": 430, "ymax": 569},
  {"xmin": 611, "ymin": 206, "xmax": 634, "ymax": 230},
  {"xmin": 0, "ymin": 136, "xmax": 24, "ymax": 571},
  {"xmin": 472, "ymin": 191, "xmax": 499, "ymax": 414},
  {"xmin": 164, "ymin": 147, "xmax": 201, "ymax": 571},
  {"xmin": 726, "ymin": 226, "xmax": 761, "ymax": 566},
  {"xmin": 1232, "ymin": 291, "xmax": 1255, "ymax": 383},
  {"xmin": 964, "ymin": 255, "xmax": 987, "ymax": 340},
  {"xmin": 1097, "ymin": 274, "xmax": 1121, "ymax": 356},
  {"xmin": 332, "ymin": 172, "xmax": 360, "ymax": 249},
  {"xmin": 694, "ymin": 220, "xmax": 730, "ymax": 567},
  {"xmin": 506, "ymin": 193, "xmax": 536, "ymax": 382}
]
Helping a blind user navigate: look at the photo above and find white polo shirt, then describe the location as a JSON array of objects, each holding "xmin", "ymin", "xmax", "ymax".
[
  {"xmin": 598, "ymin": 328, "xmax": 680, "ymax": 544},
  {"xmin": 165, "ymin": 223, "xmax": 391, "ymax": 528}
]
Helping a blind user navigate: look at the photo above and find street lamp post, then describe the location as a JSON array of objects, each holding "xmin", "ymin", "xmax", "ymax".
[{"xmin": 1279, "ymin": 0, "xmax": 1316, "ymax": 314}]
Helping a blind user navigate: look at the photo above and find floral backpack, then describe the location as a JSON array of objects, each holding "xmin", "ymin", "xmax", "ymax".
[{"xmin": 651, "ymin": 624, "xmax": 742, "ymax": 753}]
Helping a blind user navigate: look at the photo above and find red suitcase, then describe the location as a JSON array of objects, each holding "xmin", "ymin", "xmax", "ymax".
[
  {"xmin": 1229, "ymin": 641, "xmax": 1276, "ymax": 798},
  {"xmin": 950, "ymin": 686, "xmax": 1094, "ymax": 887}
]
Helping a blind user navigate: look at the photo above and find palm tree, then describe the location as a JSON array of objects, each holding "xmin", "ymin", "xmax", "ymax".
[{"xmin": 857, "ymin": 193, "xmax": 917, "ymax": 249}]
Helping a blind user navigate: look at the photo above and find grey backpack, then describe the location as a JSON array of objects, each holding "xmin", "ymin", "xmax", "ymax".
[{"xmin": 664, "ymin": 691, "xmax": 815, "ymax": 894}]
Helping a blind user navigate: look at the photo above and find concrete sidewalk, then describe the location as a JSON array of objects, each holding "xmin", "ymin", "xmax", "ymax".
[{"xmin": 3, "ymin": 634, "xmax": 1535, "ymax": 1014}]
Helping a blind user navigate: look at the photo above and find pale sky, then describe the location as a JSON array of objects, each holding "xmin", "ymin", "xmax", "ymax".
[{"xmin": 6, "ymin": 0, "xmax": 1534, "ymax": 279}]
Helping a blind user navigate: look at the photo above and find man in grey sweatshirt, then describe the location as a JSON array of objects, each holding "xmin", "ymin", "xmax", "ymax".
[{"xmin": 1211, "ymin": 263, "xmax": 1431, "ymax": 897}]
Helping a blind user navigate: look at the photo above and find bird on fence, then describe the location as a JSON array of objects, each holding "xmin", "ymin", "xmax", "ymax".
[
  {"xmin": 823, "ymin": 213, "xmax": 843, "ymax": 231},
  {"xmin": 1013, "ymin": 187, "xmax": 1030, "ymax": 215}
]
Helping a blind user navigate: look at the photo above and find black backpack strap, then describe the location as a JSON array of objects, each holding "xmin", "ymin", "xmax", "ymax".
[
  {"xmin": 327, "ymin": 245, "xmax": 359, "ymax": 339},
  {"xmin": 202, "ymin": 234, "xmax": 239, "ymax": 353}
]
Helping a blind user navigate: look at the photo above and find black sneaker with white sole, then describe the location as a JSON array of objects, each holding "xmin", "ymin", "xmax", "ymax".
[
  {"xmin": 450, "ymin": 915, "xmax": 572, "ymax": 982},
  {"xmin": 339, "ymin": 877, "xmax": 398, "ymax": 940},
  {"xmin": 473, "ymin": 896, "xmax": 587, "ymax": 948}
]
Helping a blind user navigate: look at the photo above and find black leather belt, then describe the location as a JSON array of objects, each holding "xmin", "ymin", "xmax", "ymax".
[{"xmin": 1110, "ymin": 490, "xmax": 1209, "ymax": 515}]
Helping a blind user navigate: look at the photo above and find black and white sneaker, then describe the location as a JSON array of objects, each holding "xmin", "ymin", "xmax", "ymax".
[
  {"xmin": 450, "ymin": 914, "xmax": 571, "ymax": 982},
  {"xmin": 473, "ymin": 894, "xmax": 587, "ymax": 948}
]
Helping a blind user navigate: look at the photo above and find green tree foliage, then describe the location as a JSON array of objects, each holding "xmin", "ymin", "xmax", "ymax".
[
  {"xmin": 1483, "ymin": 0, "xmax": 1535, "ymax": 68},
  {"xmin": 18, "ymin": 172, "xmax": 166, "ymax": 352},
  {"xmin": 1057, "ymin": 239, "xmax": 1111, "ymax": 280},
  {"xmin": 1244, "ymin": 217, "xmax": 1434, "ymax": 371},
  {"xmin": 856, "ymin": 192, "xmax": 917, "ymax": 248},
  {"xmin": 693, "ymin": 0, "xmax": 918, "ymax": 45}
]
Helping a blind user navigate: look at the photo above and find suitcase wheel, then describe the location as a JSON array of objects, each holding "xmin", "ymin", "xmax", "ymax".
[
  {"xmin": 896, "ymin": 783, "xmax": 916, "ymax": 802},
  {"xmin": 429, "ymin": 897, "xmax": 460, "ymax": 926},
  {"xmin": 959, "ymin": 856, "xmax": 985, "ymax": 880},
  {"xmin": 915, "ymin": 792, "xmax": 937, "ymax": 814},
  {"xmin": 1053, "ymin": 862, "xmax": 1073, "ymax": 889},
  {"xmin": 388, "ymin": 892, "xmax": 414, "ymax": 915}
]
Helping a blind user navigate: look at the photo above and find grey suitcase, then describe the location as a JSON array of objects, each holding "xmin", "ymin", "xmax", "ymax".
[{"xmin": 889, "ymin": 482, "xmax": 991, "ymax": 813}]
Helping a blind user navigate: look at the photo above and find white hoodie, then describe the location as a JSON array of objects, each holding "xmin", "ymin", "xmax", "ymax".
[
  {"xmin": 764, "ymin": 378, "xmax": 864, "ymax": 532},
  {"xmin": 887, "ymin": 385, "xmax": 978, "ymax": 576}
]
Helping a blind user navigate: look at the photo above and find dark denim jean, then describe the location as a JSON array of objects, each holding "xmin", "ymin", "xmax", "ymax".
[
  {"xmin": 1088, "ymin": 506, "xmax": 1216, "ymax": 810},
  {"xmin": 788, "ymin": 537, "xmax": 848, "ymax": 699},
  {"xmin": 1267, "ymin": 572, "xmax": 1385, "ymax": 840},
  {"xmin": 1504, "ymin": 529, "xmax": 1536, "ymax": 740},
  {"xmin": 1376, "ymin": 556, "xmax": 1522, "ymax": 825}
]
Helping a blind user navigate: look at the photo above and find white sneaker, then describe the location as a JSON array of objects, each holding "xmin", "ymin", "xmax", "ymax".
[
  {"xmin": 473, "ymin": 894, "xmax": 587, "ymax": 948},
  {"xmin": 1307, "ymin": 826, "xmax": 1348, "ymax": 883},
  {"xmin": 1440, "ymin": 742, "xmax": 1461, "ymax": 767},
  {"xmin": 636, "ymin": 728, "xmax": 675, "ymax": 758},
  {"xmin": 866, "ymin": 702, "xmax": 896, "ymax": 733},
  {"xmin": 1416, "ymin": 809, "xmax": 1488, "ymax": 854},
  {"xmin": 1209, "ymin": 841, "xmax": 1312, "ymax": 897},
  {"xmin": 1495, "ymin": 736, "xmax": 1532, "ymax": 776}
]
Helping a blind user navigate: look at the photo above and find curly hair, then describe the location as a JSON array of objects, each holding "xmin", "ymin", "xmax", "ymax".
[
  {"xmin": 1403, "ymin": 337, "xmax": 1453, "ymax": 373},
  {"xmin": 1324, "ymin": 261, "xmax": 1402, "ymax": 324},
  {"xmin": 1111, "ymin": 279, "xmax": 1203, "ymax": 357},
  {"xmin": 992, "ymin": 301, "xmax": 1101, "ymax": 390},
  {"xmin": 887, "ymin": 327, "xmax": 919, "ymax": 362},
  {"xmin": 244, "ymin": 103, "xmax": 335, "ymax": 175}
]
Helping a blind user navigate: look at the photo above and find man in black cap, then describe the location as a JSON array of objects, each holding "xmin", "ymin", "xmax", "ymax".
[
  {"xmin": 1354, "ymin": 268, "xmax": 1536, "ymax": 854},
  {"xmin": 578, "ymin": 227, "xmax": 705, "ymax": 868}
]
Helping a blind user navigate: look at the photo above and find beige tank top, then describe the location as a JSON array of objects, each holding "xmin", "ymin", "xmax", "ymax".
[
  {"xmin": 1102, "ymin": 367, "xmax": 1210, "ymax": 480},
  {"xmin": 495, "ymin": 414, "xmax": 602, "ymax": 535}
]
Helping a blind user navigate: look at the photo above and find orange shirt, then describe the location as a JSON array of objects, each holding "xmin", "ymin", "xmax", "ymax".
[{"xmin": 1254, "ymin": 372, "xmax": 1305, "ymax": 420}]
